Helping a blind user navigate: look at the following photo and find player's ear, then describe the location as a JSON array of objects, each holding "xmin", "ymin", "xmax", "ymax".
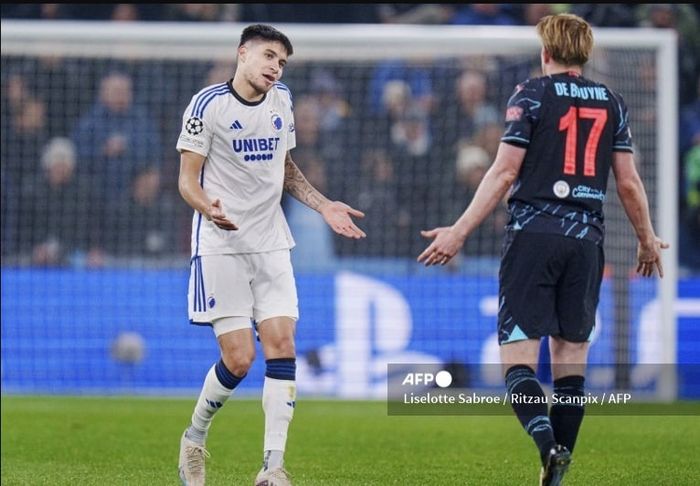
[
  {"xmin": 238, "ymin": 44, "xmax": 248, "ymax": 63},
  {"xmin": 541, "ymin": 47, "xmax": 551, "ymax": 64}
]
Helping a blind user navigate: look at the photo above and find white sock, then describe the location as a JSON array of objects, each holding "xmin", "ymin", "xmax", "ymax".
[
  {"xmin": 262, "ymin": 376, "xmax": 296, "ymax": 467},
  {"xmin": 188, "ymin": 363, "xmax": 234, "ymax": 444},
  {"xmin": 263, "ymin": 450, "xmax": 284, "ymax": 471}
]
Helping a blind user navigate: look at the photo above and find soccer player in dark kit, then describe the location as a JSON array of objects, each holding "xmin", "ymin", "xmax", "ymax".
[{"xmin": 418, "ymin": 13, "xmax": 668, "ymax": 485}]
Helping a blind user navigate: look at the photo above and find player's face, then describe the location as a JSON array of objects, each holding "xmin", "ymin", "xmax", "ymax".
[{"xmin": 239, "ymin": 40, "xmax": 288, "ymax": 94}]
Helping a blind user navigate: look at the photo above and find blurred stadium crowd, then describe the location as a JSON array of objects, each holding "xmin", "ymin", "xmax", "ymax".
[{"xmin": 1, "ymin": 4, "xmax": 699, "ymax": 273}]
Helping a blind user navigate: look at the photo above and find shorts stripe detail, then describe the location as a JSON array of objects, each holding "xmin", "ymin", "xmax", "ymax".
[
  {"xmin": 501, "ymin": 324, "xmax": 529, "ymax": 344},
  {"xmin": 198, "ymin": 258, "xmax": 206, "ymax": 311},
  {"xmin": 192, "ymin": 256, "xmax": 206, "ymax": 313}
]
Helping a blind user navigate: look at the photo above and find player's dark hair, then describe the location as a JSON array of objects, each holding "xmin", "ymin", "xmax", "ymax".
[{"xmin": 239, "ymin": 24, "xmax": 293, "ymax": 56}]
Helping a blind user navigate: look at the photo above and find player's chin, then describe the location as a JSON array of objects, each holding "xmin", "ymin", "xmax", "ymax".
[{"xmin": 259, "ymin": 77, "xmax": 275, "ymax": 90}]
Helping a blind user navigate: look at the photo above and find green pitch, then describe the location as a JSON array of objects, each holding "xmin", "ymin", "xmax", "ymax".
[{"xmin": 1, "ymin": 396, "xmax": 698, "ymax": 485}]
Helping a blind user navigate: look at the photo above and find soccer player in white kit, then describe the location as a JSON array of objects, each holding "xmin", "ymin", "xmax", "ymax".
[{"xmin": 176, "ymin": 25, "xmax": 366, "ymax": 486}]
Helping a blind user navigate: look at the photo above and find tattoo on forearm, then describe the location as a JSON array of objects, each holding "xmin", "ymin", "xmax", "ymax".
[{"xmin": 284, "ymin": 153, "xmax": 327, "ymax": 211}]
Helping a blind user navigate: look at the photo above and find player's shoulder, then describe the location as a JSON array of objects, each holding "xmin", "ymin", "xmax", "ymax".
[
  {"xmin": 506, "ymin": 76, "xmax": 546, "ymax": 106},
  {"xmin": 510, "ymin": 76, "xmax": 550, "ymax": 97},
  {"xmin": 272, "ymin": 81, "xmax": 294, "ymax": 108},
  {"xmin": 192, "ymin": 81, "xmax": 230, "ymax": 98},
  {"xmin": 187, "ymin": 81, "xmax": 231, "ymax": 118},
  {"xmin": 519, "ymin": 75, "xmax": 549, "ymax": 89},
  {"xmin": 603, "ymin": 83, "xmax": 627, "ymax": 106}
]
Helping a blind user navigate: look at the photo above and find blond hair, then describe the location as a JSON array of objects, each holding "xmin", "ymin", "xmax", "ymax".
[{"xmin": 536, "ymin": 13, "xmax": 593, "ymax": 67}]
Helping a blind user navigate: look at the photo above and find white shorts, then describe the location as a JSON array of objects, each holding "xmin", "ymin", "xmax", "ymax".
[{"xmin": 188, "ymin": 250, "xmax": 299, "ymax": 331}]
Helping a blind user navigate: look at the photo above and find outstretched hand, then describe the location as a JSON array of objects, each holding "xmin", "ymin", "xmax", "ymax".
[
  {"xmin": 320, "ymin": 201, "xmax": 366, "ymax": 239},
  {"xmin": 636, "ymin": 237, "xmax": 669, "ymax": 277},
  {"xmin": 417, "ymin": 227, "xmax": 465, "ymax": 266},
  {"xmin": 206, "ymin": 199, "xmax": 238, "ymax": 231}
]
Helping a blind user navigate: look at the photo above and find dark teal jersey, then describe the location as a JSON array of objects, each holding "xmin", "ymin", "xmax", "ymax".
[{"xmin": 501, "ymin": 72, "xmax": 633, "ymax": 245}]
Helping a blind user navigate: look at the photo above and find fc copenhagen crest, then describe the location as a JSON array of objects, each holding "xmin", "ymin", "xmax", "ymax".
[{"xmin": 271, "ymin": 112, "xmax": 284, "ymax": 132}]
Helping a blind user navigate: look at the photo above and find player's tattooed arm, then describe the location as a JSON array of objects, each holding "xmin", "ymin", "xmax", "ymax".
[
  {"xmin": 284, "ymin": 151, "xmax": 366, "ymax": 239},
  {"xmin": 283, "ymin": 151, "xmax": 329, "ymax": 212}
]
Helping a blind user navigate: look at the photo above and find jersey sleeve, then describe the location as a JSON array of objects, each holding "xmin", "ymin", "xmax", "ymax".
[
  {"xmin": 500, "ymin": 79, "xmax": 543, "ymax": 148},
  {"xmin": 610, "ymin": 90, "xmax": 634, "ymax": 153},
  {"xmin": 176, "ymin": 90, "xmax": 217, "ymax": 157},
  {"xmin": 275, "ymin": 83, "xmax": 296, "ymax": 151}
]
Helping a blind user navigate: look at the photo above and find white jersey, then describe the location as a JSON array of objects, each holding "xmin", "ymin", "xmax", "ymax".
[{"xmin": 177, "ymin": 81, "xmax": 296, "ymax": 256}]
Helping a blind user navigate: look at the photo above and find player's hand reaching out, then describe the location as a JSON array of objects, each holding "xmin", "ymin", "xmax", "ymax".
[
  {"xmin": 206, "ymin": 199, "xmax": 238, "ymax": 231},
  {"xmin": 418, "ymin": 226, "xmax": 465, "ymax": 266},
  {"xmin": 636, "ymin": 236, "xmax": 669, "ymax": 277},
  {"xmin": 320, "ymin": 201, "xmax": 366, "ymax": 239}
]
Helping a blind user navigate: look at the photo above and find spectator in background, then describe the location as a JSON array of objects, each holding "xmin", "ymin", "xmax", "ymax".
[
  {"xmin": 72, "ymin": 71, "xmax": 162, "ymax": 256},
  {"xmin": 637, "ymin": 4, "xmax": 700, "ymax": 106},
  {"xmin": 73, "ymin": 71, "xmax": 162, "ymax": 203},
  {"xmin": 450, "ymin": 4, "xmax": 517, "ymax": 25},
  {"xmin": 521, "ymin": 4, "xmax": 555, "ymax": 26},
  {"xmin": 3, "ymin": 4, "xmax": 162, "ymax": 21},
  {"xmin": 349, "ymin": 148, "xmax": 407, "ymax": 256},
  {"xmin": 1, "ymin": 91, "xmax": 48, "ymax": 197},
  {"xmin": 110, "ymin": 4, "xmax": 141, "ymax": 22},
  {"xmin": 369, "ymin": 59, "xmax": 436, "ymax": 116},
  {"xmin": 164, "ymin": 4, "xmax": 224, "ymax": 22},
  {"xmin": 293, "ymin": 94, "xmax": 342, "ymax": 166},
  {"xmin": 679, "ymin": 75, "xmax": 700, "ymax": 271},
  {"xmin": 373, "ymin": 80, "xmax": 433, "ymax": 160},
  {"xmin": 440, "ymin": 69, "xmax": 500, "ymax": 151},
  {"xmin": 681, "ymin": 143, "xmax": 700, "ymax": 271},
  {"xmin": 389, "ymin": 103, "xmax": 444, "ymax": 256},
  {"xmin": 109, "ymin": 165, "xmax": 178, "ymax": 258},
  {"xmin": 568, "ymin": 4, "xmax": 637, "ymax": 27},
  {"xmin": 26, "ymin": 138, "xmax": 103, "ymax": 266},
  {"xmin": 377, "ymin": 4, "xmax": 454, "ymax": 24},
  {"xmin": 309, "ymin": 69, "xmax": 350, "ymax": 136},
  {"xmin": 389, "ymin": 103, "xmax": 432, "ymax": 159},
  {"xmin": 205, "ymin": 61, "xmax": 234, "ymax": 86},
  {"xmin": 472, "ymin": 121, "xmax": 506, "ymax": 161},
  {"xmin": 0, "ymin": 3, "xmax": 74, "ymax": 19},
  {"xmin": 239, "ymin": 4, "xmax": 379, "ymax": 23},
  {"xmin": 11, "ymin": 56, "xmax": 87, "ymax": 140},
  {"xmin": 680, "ymin": 75, "xmax": 700, "ymax": 157},
  {"xmin": 376, "ymin": 80, "xmax": 412, "ymax": 131},
  {"xmin": 448, "ymin": 144, "xmax": 507, "ymax": 257}
]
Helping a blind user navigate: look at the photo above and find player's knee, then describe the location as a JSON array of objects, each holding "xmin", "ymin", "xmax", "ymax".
[
  {"xmin": 221, "ymin": 349, "xmax": 255, "ymax": 376},
  {"xmin": 550, "ymin": 339, "xmax": 588, "ymax": 363},
  {"xmin": 265, "ymin": 335, "xmax": 296, "ymax": 358}
]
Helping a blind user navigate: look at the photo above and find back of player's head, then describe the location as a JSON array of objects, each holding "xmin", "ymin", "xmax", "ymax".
[
  {"xmin": 536, "ymin": 13, "xmax": 593, "ymax": 67},
  {"xmin": 239, "ymin": 24, "xmax": 293, "ymax": 56}
]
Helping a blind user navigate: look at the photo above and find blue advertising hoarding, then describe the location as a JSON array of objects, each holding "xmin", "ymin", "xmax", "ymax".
[{"xmin": 1, "ymin": 269, "xmax": 699, "ymax": 397}]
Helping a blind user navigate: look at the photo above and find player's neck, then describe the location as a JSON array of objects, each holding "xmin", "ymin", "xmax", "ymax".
[
  {"xmin": 545, "ymin": 63, "xmax": 582, "ymax": 77},
  {"xmin": 230, "ymin": 76, "xmax": 265, "ymax": 103}
]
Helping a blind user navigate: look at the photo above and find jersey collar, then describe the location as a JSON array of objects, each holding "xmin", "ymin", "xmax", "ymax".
[{"xmin": 229, "ymin": 79, "xmax": 267, "ymax": 106}]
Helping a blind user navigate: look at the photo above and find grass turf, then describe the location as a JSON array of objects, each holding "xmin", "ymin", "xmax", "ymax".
[{"xmin": 1, "ymin": 396, "xmax": 698, "ymax": 485}]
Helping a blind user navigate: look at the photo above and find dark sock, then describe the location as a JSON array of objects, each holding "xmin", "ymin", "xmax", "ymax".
[
  {"xmin": 550, "ymin": 375, "xmax": 585, "ymax": 453},
  {"xmin": 505, "ymin": 365, "xmax": 556, "ymax": 465}
]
